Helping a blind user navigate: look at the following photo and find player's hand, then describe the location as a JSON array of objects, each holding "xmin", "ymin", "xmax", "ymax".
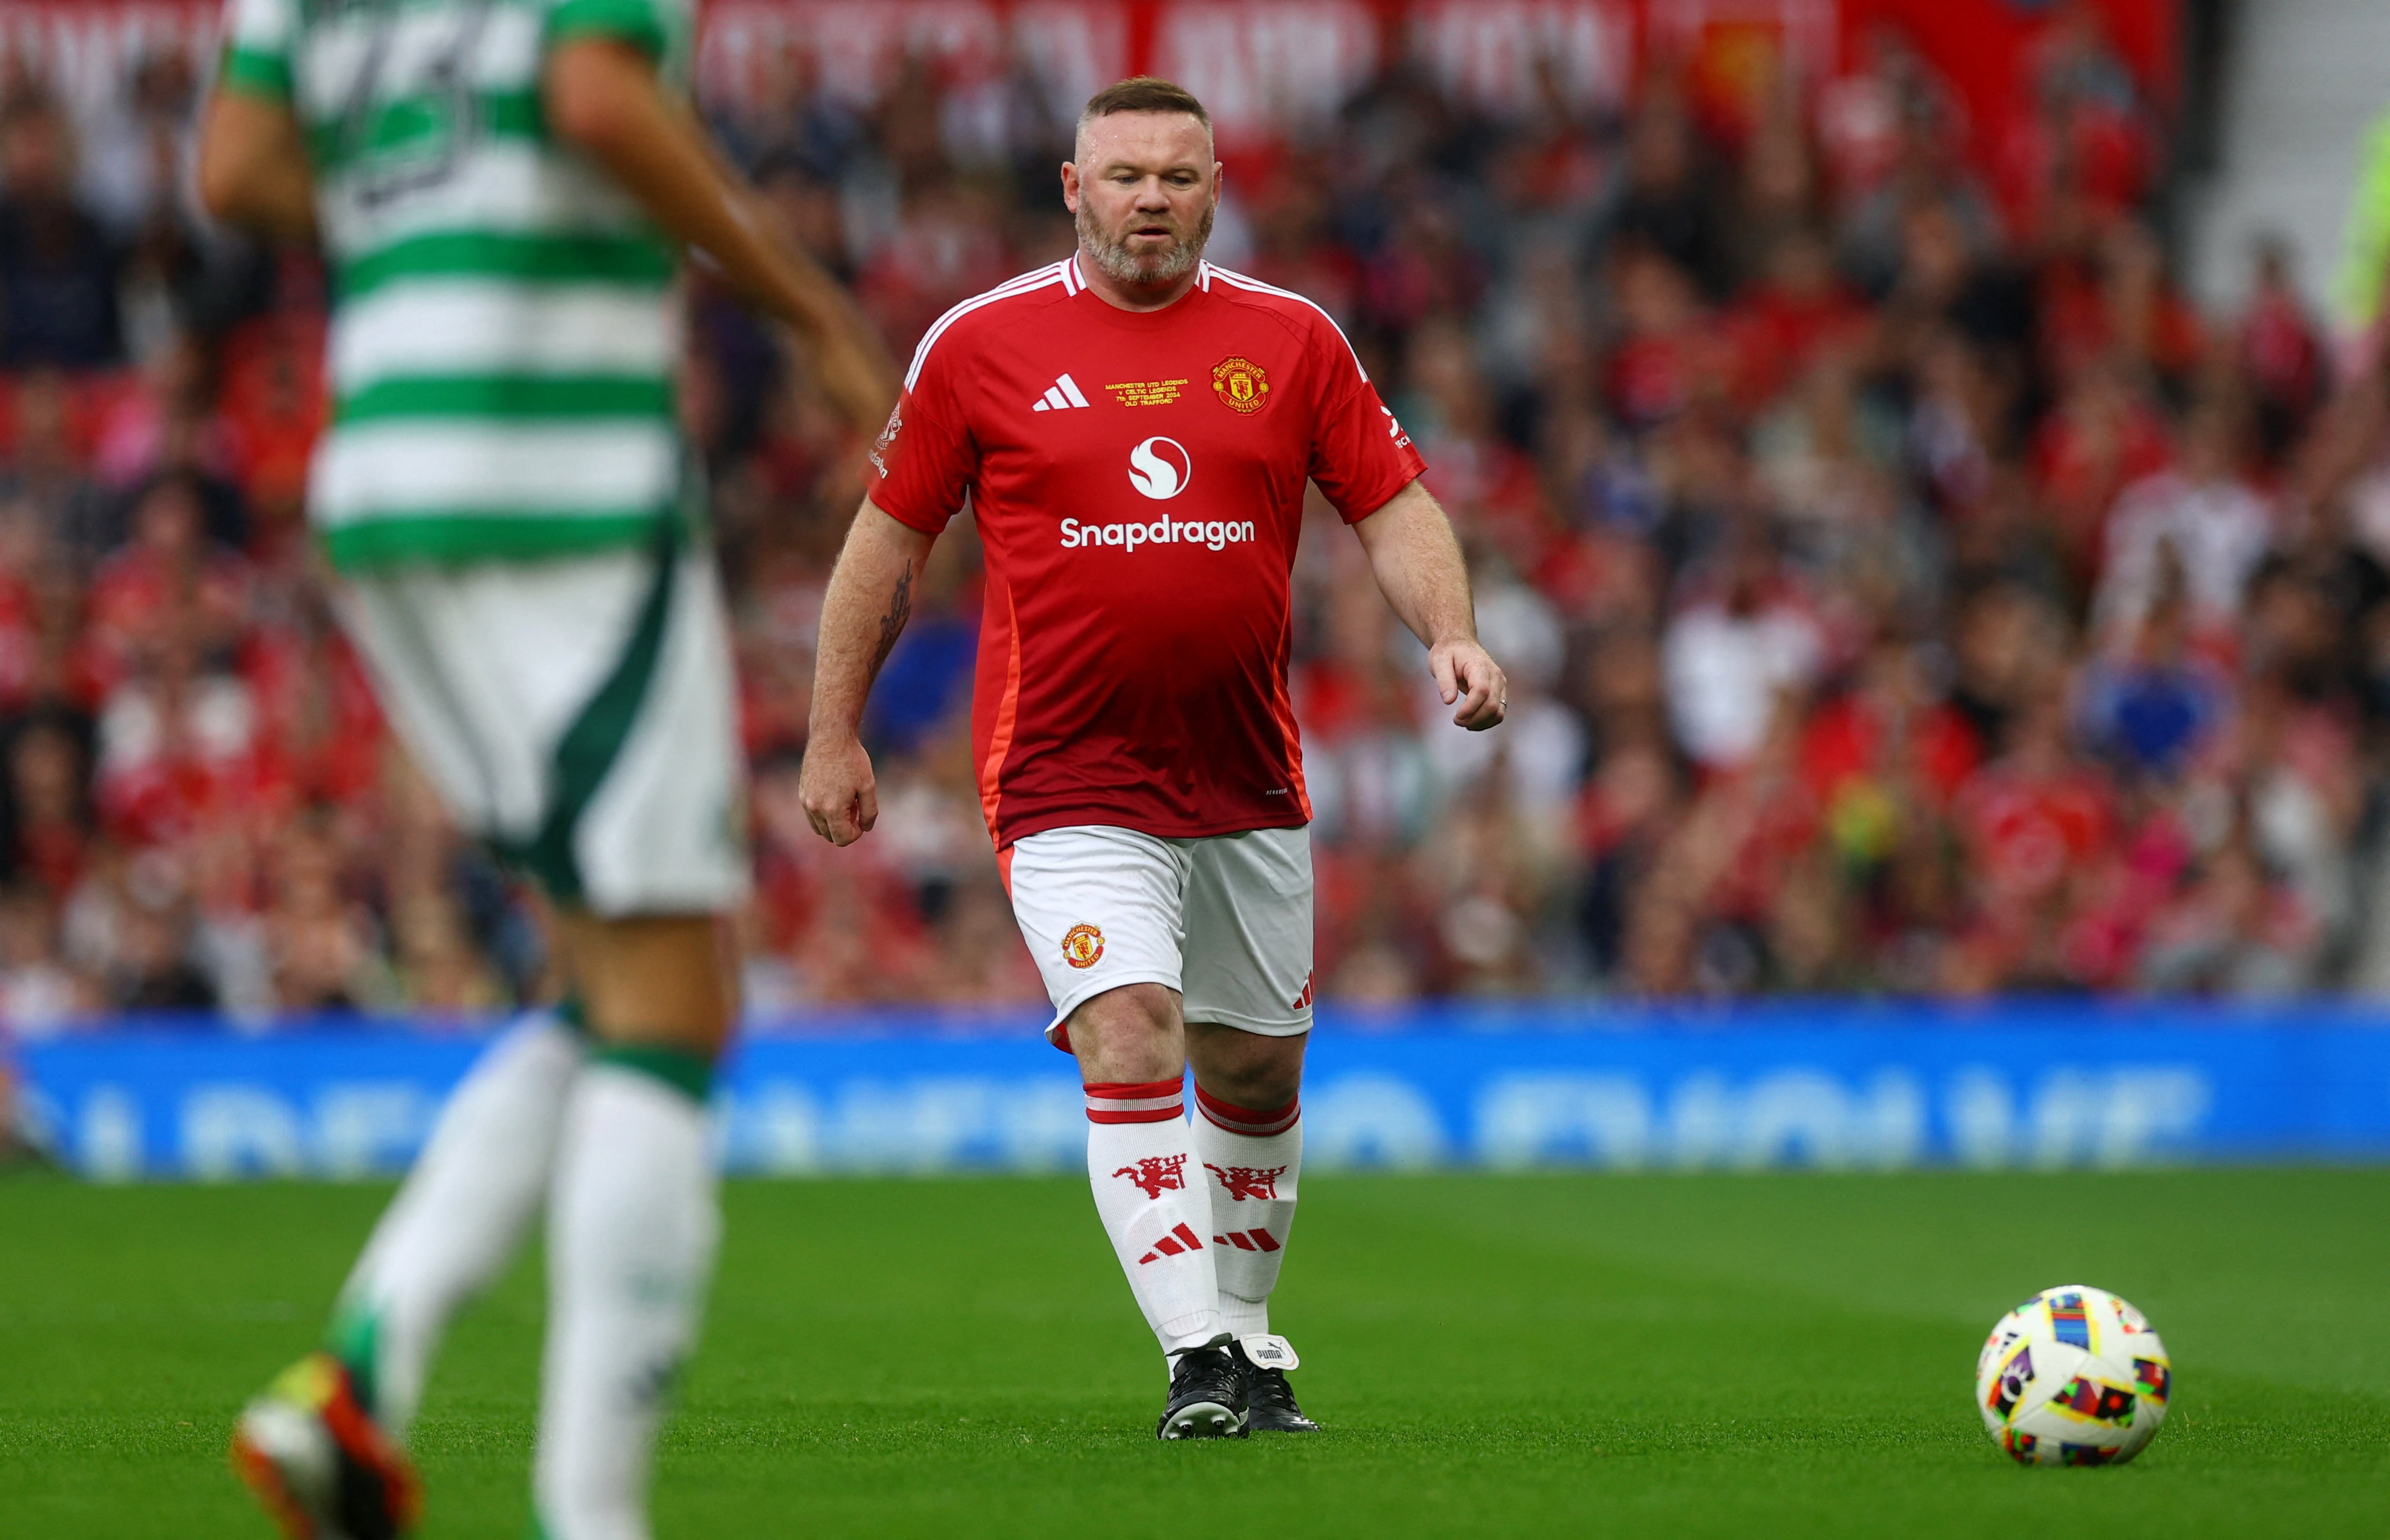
[
  {"xmin": 1431, "ymin": 638, "xmax": 1507, "ymax": 732},
  {"xmin": 800, "ymin": 732, "xmax": 879, "ymax": 845}
]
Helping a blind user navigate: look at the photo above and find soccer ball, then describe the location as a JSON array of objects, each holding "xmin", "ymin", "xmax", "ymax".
[{"xmin": 1976, "ymin": 1285, "xmax": 2172, "ymax": 1466}]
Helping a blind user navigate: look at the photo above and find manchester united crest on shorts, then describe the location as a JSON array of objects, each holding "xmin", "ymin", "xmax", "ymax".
[
  {"xmin": 1212, "ymin": 356, "xmax": 1270, "ymax": 414},
  {"xmin": 1061, "ymin": 922, "xmax": 1105, "ymax": 969}
]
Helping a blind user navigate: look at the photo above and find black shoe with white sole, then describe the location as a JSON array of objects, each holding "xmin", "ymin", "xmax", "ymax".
[
  {"xmin": 1156, "ymin": 1346, "xmax": 1248, "ymax": 1439},
  {"xmin": 1231, "ymin": 1337, "xmax": 1320, "ymax": 1433}
]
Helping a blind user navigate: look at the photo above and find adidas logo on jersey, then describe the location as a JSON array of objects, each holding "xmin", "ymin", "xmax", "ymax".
[{"xmin": 1030, "ymin": 373, "xmax": 1092, "ymax": 411}]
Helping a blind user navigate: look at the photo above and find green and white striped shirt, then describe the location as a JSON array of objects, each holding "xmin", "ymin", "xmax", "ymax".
[{"xmin": 219, "ymin": 0, "xmax": 690, "ymax": 570}]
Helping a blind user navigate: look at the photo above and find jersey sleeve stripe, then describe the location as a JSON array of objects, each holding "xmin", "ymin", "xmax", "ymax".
[
  {"xmin": 1203, "ymin": 263, "xmax": 1371, "ymax": 385},
  {"xmin": 902, "ymin": 262, "xmax": 1071, "ymax": 392}
]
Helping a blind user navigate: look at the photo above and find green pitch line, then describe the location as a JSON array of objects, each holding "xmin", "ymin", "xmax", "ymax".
[{"xmin": 2, "ymin": 1170, "xmax": 2385, "ymax": 1538}]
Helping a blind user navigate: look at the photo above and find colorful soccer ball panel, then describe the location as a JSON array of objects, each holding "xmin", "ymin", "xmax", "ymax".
[
  {"xmin": 2046, "ymin": 1375, "xmax": 2139, "ymax": 1427},
  {"xmin": 1974, "ymin": 1285, "xmax": 2170, "ymax": 1467},
  {"xmin": 1984, "ymin": 1342, "xmax": 2034, "ymax": 1422}
]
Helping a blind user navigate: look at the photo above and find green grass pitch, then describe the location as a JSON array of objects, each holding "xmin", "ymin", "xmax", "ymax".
[{"xmin": 3, "ymin": 1169, "xmax": 2385, "ymax": 1538}]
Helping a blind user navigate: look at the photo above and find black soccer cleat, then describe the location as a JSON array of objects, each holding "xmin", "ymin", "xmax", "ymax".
[
  {"xmin": 1157, "ymin": 1345, "xmax": 1248, "ymax": 1439},
  {"xmin": 1232, "ymin": 1337, "xmax": 1320, "ymax": 1434}
]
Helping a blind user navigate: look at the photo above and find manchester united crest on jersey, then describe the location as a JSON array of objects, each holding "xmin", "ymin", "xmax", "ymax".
[
  {"xmin": 1211, "ymin": 356, "xmax": 1270, "ymax": 414},
  {"xmin": 865, "ymin": 258, "xmax": 1423, "ymax": 846},
  {"xmin": 1062, "ymin": 922, "xmax": 1106, "ymax": 968}
]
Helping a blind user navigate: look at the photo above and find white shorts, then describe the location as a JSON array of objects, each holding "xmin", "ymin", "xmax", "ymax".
[
  {"xmin": 1004, "ymin": 823, "xmax": 1314, "ymax": 1041},
  {"xmin": 336, "ymin": 532, "xmax": 750, "ymax": 917}
]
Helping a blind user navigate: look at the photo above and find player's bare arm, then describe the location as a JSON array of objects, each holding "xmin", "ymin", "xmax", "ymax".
[
  {"xmin": 801, "ymin": 498, "xmax": 933, "ymax": 845},
  {"xmin": 1352, "ymin": 478, "xmax": 1508, "ymax": 731},
  {"xmin": 543, "ymin": 38, "xmax": 896, "ymax": 433},
  {"xmin": 195, "ymin": 89, "xmax": 316, "ymax": 240}
]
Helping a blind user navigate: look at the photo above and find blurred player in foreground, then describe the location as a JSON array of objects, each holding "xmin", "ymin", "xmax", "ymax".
[
  {"xmin": 802, "ymin": 77, "xmax": 1506, "ymax": 1439},
  {"xmin": 198, "ymin": 1, "xmax": 890, "ymax": 1534}
]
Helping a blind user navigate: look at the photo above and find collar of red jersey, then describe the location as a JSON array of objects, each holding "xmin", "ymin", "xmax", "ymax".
[{"xmin": 1062, "ymin": 255, "xmax": 1216, "ymax": 299}]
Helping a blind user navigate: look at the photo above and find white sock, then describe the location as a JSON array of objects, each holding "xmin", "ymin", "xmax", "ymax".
[
  {"xmin": 534, "ymin": 1051, "xmax": 720, "ymax": 1540},
  {"xmin": 332, "ymin": 1012, "xmax": 583, "ymax": 1432},
  {"xmin": 1192, "ymin": 1084, "xmax": 1302, "ymax": 1342},
  {"xmin": 1084, "ymin": 1078, "xmax": 1226, "ymax": 1359}
]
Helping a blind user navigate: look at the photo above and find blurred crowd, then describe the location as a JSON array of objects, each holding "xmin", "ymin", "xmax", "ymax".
[{"xmin": 8, "ymin": 5, "xmax": 2390, "ymax": 1038}]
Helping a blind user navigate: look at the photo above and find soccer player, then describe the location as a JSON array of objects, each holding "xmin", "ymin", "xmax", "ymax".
[
  {"xmin": 801, "ymin": 77, "xmax": 1507, "ymax": 1439},
  {"xmin": 197, "ymin": 1, "xmax": 891, "ymax": 1534}
]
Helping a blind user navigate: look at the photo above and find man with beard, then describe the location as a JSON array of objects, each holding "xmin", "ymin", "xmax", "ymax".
[{"xmin": 802, "ymin": 76, "xmax": 1507, "ymax": 1439}]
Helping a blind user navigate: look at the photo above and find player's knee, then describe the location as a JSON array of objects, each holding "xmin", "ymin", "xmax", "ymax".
[
  {"xmin": 1068, "ymin": 984, "xmax": 1183, "ymax": 1081},
  {"xmin": 1203, "ymin": 1067, "xmax": 1301, "ymax": 1113},
  {"xmin": 1076, "ymin": 982, "xmax": 1180, "ymax": 1033},
  {"xmin": 1192, "ymin": 1040, "xmax": 1303, "ymax": 1111},
  {"xmin": 561, "ymin": 912, "xmax": 737, "ymax": 1054},
  {"xmin": 577, "ymin": 995, "xmax": 733, "ymax": 1057}
]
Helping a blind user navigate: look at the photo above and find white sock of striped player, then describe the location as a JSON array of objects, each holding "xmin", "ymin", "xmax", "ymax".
[
  {"xmin": 1192, "ymin": 1085, "xmax": 1301, "ymax": 1341},
  {"xmin": 329, "ymin": 1011, "xmax": 583, "ymax": 1432},
  {"xmin": 1084, "ymin": 1078, "xmax": 1228, "ymax": 1358},
  {"xmin": 535, "ymin": 1048, "xmax": 720, "ymax": 1540}
]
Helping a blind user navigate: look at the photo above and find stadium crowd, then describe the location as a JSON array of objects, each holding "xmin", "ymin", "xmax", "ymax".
[{"xmin": 6, "ymin": 9, "xmax": 2390, "ymax": 1035}]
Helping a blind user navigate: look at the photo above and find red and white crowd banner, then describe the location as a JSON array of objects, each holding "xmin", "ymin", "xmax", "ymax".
[
  {"xmin": 1411, "ymin": 1, "xmax": 1639, "ymax": 118},
  {"xmin": 1151, "ymin": 2, "xmax": 1383, "ymax": 142},
  {"xmin": 698, "ymin": 3, "xmax": 1070, "ymax": 114},
  {"xmin": 0, "ymin": 1, "xmax": 2182, "ymax": 144},
  {"xmin": 0, "ymin": 3, "xmax": 216, "ymax": 131},
  {"xmin": 695, "ymin": 2, "xmax": 1642, "ymax": 137}
]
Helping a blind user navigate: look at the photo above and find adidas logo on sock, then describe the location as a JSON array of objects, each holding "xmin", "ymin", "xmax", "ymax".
[
  {"xmin": 1137, "ymin": 1222, "xmax": 1207, "ymax": 1264},
  {"xmin": 1210, "ymin": 1228, "xmax": 1282, "ymax": 1253},
  {"xmin": 1030, "ymin": 373, "xmax": 1092, "ymax": 412}
]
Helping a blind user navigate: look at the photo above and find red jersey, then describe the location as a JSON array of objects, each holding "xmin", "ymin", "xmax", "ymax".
[{"xmin": 867, "ymin": 257, "xmax": 1426, "ymax": 848}]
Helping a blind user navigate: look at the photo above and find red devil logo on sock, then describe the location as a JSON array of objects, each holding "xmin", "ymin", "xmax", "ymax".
[
  {"xmin": 1112, "ymin": 1154, "xmax": 1188, "ymax": 1199},
  {"xmin": 1204, "ymin": 1163, "xmax": 1286, "ymax": 1201}
]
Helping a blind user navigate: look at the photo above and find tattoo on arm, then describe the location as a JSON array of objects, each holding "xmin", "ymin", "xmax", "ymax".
[{"xmin": 869, "ymin": 562, "xmax": 914, "ymax": 678}]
